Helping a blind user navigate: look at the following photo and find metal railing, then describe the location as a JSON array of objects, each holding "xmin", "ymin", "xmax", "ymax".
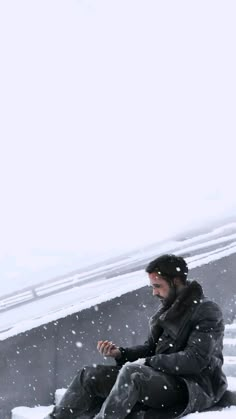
[{"xmin": 1, "ymin": 224, "xmax": 236, "ymax": 313}]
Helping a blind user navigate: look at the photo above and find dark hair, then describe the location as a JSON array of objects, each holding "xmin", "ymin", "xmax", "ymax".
[{"xmin": 145, "ymin": 254, "xmax": 188, "ymax": 283}]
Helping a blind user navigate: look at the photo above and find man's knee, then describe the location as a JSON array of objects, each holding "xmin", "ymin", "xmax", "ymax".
[
  {"xmin": 120, "ymin": 362, "xmax": 145, "ymax": 374},
  {"xmin": 81, "ymin": 364, "xmax": 114, "ymax": 385},
  {"xmin": 80, "ymin": 365, "xmax": 99, "ymax": 383},
  {"xmin": 119, "ymin": 363, "xmax": 151, "ymax": 392}
]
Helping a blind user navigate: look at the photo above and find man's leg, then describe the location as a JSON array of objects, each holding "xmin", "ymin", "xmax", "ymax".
[
  {"xmin": 95, "ymin": 363, "xmax": 188, "ymax": 419},
  {"xmin": 49, "ymin": 365, "xmax": 121, "ymax": 419}
]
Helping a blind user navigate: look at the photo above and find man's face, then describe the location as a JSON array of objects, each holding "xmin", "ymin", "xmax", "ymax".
[
  {"xmin": 148, "ymin": 272, "xmax": 176, "ymax": 307},
  {"xmin": 148, "ymin": 272, "xmax": 170, "ymax": 299}
]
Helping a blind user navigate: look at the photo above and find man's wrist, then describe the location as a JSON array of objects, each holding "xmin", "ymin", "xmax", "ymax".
[
  {"xmin": 144, "ymin": 357, "xmax": 151, "ymax": 366},
  {"xmin": 114, "ymin": 349, "xmax": 122, "ymax": 360},
  {"xmin": 115, "ymin": 347, "xmax": 128, "ymax": 365}
]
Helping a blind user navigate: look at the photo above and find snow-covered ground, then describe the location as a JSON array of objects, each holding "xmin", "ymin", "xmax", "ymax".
[
  {"xmin": 11, "ymin": 375, "xmax": 236, "ymax": 418},
  {"xmin": 11, "ymin": 400, "xmax": 236, "ymax": 419},
  {"xmin": 11, "ymin": 406, "xmax": 236, "ymax": 419}
]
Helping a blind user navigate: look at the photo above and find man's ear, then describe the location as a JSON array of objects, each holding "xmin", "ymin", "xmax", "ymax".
[
  {"xmin": 173, "ymin": 277, "xmax": 178, "ymax": 286},
  {"xmin": 173, "ymin": 277, "xmax": 184, "ymax": 286}
]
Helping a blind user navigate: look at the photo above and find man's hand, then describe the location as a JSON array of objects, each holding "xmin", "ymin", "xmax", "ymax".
[{"xmin": 97, "ymin": 340, "xmax": 121, "ymax": 359}]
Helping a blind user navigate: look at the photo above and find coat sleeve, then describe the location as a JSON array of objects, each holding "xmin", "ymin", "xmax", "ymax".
[
  {"xmin": 115, "ymin": 334, "xmax": 156, "ymax": 366},
  {"xmin": 144, "ymin": 301, "xmax": 224, "ymax": 375}
]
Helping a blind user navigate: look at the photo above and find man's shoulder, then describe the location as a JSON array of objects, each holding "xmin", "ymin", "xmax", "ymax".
[
  {"xmin": 194, "ymin": 297, "xmax": 224, "ymax": 321},
  {"xmin": 200, "ymin": 296, "xmax": 222, "ymax": 309}
]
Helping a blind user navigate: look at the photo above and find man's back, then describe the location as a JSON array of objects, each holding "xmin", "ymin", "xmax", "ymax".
[{"xmin": 117, "ymin": 280, "xmax": 227, "ymax": 418}]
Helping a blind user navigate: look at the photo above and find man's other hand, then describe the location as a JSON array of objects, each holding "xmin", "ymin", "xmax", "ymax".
[{"xmin": 97, "ymin": 340, "xmax": 121, "ymax": 359}]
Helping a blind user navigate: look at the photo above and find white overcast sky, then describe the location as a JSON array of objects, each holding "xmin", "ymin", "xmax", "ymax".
[{"xmin": 0, "ymin": 0, "xmax": 236, "ymax": 287}]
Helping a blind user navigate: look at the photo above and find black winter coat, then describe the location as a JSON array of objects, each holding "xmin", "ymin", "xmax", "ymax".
[{"xmin": 117, "ymin": 281, "xmax": 228, "ymax": 418}]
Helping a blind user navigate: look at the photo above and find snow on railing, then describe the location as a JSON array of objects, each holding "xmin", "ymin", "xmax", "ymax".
[{"xmin": 1, "ymin": 224, "xmax": 236, "ymax": 314}]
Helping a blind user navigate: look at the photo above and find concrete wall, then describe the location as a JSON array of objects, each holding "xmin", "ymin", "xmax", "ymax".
[{"xmin": 0, "ymin": 255, "xmax": 236, "ymax": 419}]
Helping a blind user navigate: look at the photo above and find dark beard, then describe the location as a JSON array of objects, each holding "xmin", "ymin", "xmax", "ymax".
[{"xmin": 158, "ymin": 285, "xmax": 177, "ymax": 309}]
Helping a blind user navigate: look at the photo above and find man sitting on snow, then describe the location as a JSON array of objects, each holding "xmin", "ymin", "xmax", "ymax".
[{"xmin": 45, "ymin": 254, "xmax": 234, "ymax": 419}]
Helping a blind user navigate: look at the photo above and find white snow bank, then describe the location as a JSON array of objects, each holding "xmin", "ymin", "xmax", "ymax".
[
  {"xmin": 224, "ymin": 357, "xmax": 236, "ymax": 365},
  {"xmin": 55, "ymin": 388, "xmax": 66, "ymax": 405},
  {"xmin": 11, "ymin": 378, "xmax": 236, "ymax": 419},
  {"xmin": 228, "ymin": 377, "xmax": 236, "ymax": 391},
  {"xmin": 11, "ymin": 405, "xmax": 236, "ymax": 419},
  {"xmin": 224, "ymin": 339, "xmax": 236, "ymax": 346},
  {"xmin": 185, "ymin": 406, "xmax": 236, "ymax": 418},
  {"xmin": 12, "ymin": 405, "xmax": 53, "ymax": 419},
  {"xmin": 226, "ymin": 323, "xmax": 236, "ymax": 330}
]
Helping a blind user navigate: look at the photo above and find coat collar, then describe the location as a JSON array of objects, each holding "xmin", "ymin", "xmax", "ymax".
[
  {"xmin": 160, "ymin": 280, "xmax": 204, "ymax": 321},
  {"xmin": 150, "ymin": 281, "xmax": 204, "ymax": 340}
]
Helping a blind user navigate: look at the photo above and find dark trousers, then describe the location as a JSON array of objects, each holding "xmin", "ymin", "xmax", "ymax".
[{"xmin": 52, "ymin": 363, "xmax": 188, "ymax": 419}]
